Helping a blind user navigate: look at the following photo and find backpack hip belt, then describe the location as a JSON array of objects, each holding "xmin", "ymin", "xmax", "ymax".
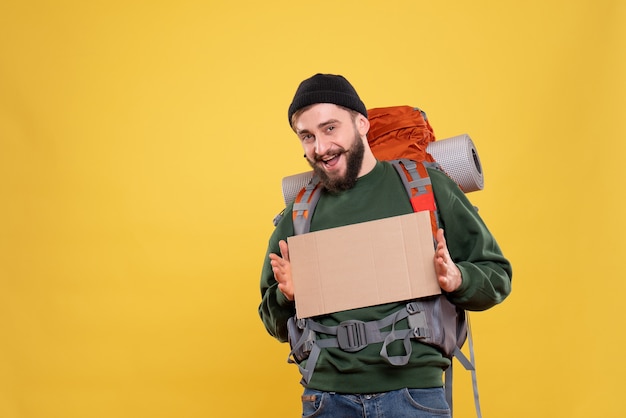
[{"xmin": 287, "ymin": 294, "xmax": 467, "ymax": 385}]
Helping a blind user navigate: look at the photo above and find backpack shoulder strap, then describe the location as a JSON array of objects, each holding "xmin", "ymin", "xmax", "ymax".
[
  {"xmin": 389, "ymin": 159, "xmax": 441, "ymax": 236},
  {"xmin": 292, "ymin": 175, "xmax": 323, "ymax": 235},
  {"xmin": 391, "ymin": 159, "xmax": 481, "ymax": 418}
]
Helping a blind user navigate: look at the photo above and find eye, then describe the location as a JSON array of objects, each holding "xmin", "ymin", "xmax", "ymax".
[
  {"xmin": 326, "ymin": 125, "xmax": 335, "ymax": 133},
  {"xmin": 301, "ymin": 133, "xmax": 314, "ymax": 143}
]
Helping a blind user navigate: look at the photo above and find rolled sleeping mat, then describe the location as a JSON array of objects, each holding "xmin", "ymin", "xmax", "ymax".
[
  {"xmin": 280, "ymin": 133, "xmax": 484, "ymax": 207},
  {"xmin": 427, "ymin": 133, "xmax": 483, "ymax": 193}
]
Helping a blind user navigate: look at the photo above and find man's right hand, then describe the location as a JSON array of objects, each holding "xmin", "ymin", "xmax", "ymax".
[{"xmin": 269, "ymin": 240, "xmax": 294, "ymax": 301}]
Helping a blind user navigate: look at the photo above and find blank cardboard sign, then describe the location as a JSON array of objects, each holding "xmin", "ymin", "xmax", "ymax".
[{"xmin": 287, "ymin": 211, "xmax": 441, "ymax": 318}]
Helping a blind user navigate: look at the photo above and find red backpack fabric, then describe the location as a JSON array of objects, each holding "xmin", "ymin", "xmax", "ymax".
[{"xmin": 367, "ymin": 105, "xmax": 437, "ymax": 164}]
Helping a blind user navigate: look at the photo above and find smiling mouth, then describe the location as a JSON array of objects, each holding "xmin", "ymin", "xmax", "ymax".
[
  {"xmin": 317, "ymin": 153, "xmax": 342, "ymax": 169},
  {"xmin": 322, "ymin": 153, "xmax": 339, "ymax": 164}
]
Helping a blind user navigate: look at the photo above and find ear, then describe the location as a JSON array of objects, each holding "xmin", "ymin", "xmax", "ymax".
[{"xmin": 356, "ymin": 114, "xmax": 370, "ymax": 137}]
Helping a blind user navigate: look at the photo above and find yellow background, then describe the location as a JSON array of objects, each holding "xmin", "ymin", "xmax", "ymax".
[{"xmin": 1, "ymin": 1, "xmax": 624, "ymax": 417}]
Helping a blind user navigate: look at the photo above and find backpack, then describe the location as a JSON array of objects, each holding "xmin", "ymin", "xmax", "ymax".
[{"xmin": 280, "ymin": 106, "xmax": 482, "ymax": 417}]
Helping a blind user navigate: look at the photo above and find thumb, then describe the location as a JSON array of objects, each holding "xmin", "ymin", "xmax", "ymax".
[
  {"xmin": 436, "ymin": 228, "xmax": 446, "ymax": 247},
  {"xmin": 279, "ymin": 240, "xmax": 290, "ymax": 262}
]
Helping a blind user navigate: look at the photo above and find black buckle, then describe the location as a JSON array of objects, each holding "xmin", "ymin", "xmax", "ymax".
[{"xmin": 336, "ymin": 320, "xmax": 368, "ymax": 352}]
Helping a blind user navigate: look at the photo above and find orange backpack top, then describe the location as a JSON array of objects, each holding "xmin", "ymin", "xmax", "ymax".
[{"xmin": 367, "ymin": 105, "xmax": 437, "ymax": 164}]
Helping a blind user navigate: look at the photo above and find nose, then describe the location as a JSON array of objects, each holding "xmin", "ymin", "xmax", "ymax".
[{"xmin": 314, "ymin": 135, "xmax": 331, "ymax": 156}]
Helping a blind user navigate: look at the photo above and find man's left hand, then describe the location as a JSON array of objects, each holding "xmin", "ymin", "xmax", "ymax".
[{"xmin": 434, "ymin": 228, "xmax": 462, "ymax": 292}]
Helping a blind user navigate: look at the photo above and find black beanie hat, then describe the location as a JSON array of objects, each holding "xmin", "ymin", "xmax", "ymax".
[{"xmin": 287, "ymin": 73, "xmax": 367, "ymax": 125}]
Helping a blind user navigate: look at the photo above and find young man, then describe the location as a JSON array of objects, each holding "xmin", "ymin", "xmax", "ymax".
[{"xmin": 258, "ymin": 73, "xmax": 512, "ymax": 418}]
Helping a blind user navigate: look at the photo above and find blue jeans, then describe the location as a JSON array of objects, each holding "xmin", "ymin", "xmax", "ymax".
[{"xmin": 301, "ymin": 387, "xmax": 451, "ymax": 418}]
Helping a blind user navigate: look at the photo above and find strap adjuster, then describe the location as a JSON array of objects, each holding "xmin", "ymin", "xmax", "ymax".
[
  {"xmin": 296, "ymin": 318, "xmax": 307, "ymax": 329},
  {"xmin": 336, "ymin": 320, "xmax": 368, "ymax": 352},
  {"xmin": 413, "ymin": 327, "xmax": 429, "ymax": 339},
  {"xmin": 406, "ymin": 301, "xmax": 422, "ymax": 314}
]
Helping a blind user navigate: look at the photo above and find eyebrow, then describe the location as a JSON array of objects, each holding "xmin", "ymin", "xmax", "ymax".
[{"xmin": 296, "ymin": 119, "xmax": 342, "ymax": 135}]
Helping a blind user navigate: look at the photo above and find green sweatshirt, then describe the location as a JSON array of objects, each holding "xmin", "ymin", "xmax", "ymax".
[{"xmin": 258, "ymin": 161, "xmax": 512, "ymax": 393}]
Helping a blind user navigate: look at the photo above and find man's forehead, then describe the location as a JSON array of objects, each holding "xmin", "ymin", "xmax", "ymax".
[{"xmin": 294, "ymin": 103, "xmax": 351, "ymax": 130}]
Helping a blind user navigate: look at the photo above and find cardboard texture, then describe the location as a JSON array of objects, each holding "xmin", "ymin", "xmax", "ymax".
[{"xmin": 287, "ymin": 211, "xmax": 441, "ymax": 318}]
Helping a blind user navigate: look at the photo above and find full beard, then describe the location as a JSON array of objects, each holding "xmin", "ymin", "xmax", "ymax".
[{"xmin": 308, "ymin": 130, "xmax": 365, "ymax": 194}]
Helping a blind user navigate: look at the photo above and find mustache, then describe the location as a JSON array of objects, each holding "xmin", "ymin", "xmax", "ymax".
[{"xmin": 312, "ymin": 148, "xmax": 345, "ymax": 163}]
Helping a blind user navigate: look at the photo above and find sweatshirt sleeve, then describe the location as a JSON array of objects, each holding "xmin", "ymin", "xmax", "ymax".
[
  {"xmin": 429, "ymin": 168, "xmax": 513, "ymax": 311},
  {"xmin": 258, "ymin": 209, "xmax": 297, "ymax": 343}
]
